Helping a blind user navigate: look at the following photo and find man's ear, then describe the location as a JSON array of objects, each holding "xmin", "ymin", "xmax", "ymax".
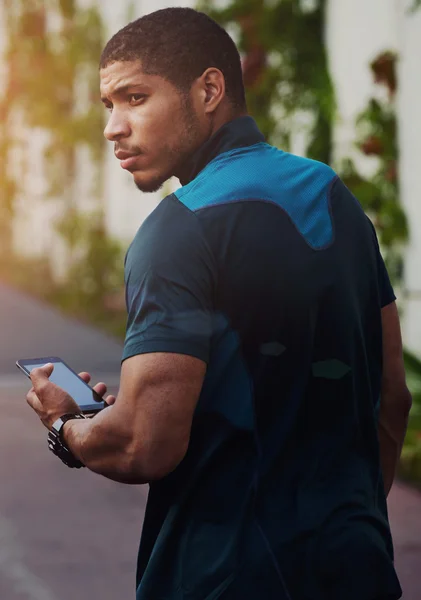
[{"xmin": 197, "ymin": 67, "xmax": 226, "ymax": 115}]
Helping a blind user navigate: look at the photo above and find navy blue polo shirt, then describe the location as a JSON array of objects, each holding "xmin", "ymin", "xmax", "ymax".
[{"xmin": 123, "ymin": 117, "xmax": 401, "ymax": 600}]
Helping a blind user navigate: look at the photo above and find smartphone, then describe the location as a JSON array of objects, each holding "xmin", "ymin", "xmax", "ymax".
[{"xmin": 16, "ymin": 356, "xmax": 105, "ymax": 414}]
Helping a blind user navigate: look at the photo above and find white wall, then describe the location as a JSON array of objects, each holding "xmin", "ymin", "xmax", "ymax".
[
  {"xmin": 327, "ymin": 0, "xmax": 421, "ymax": 355},
  {"xmin": 396, "ymin": 0, "xmax": 421, "ymax": 355},
  {"xmin": 326, "ymin": 0, "xmax": 398, "ymax": 174},
  {"xmin": 326, "ymin": 0, "xmax": 421, "ymax": 355}
]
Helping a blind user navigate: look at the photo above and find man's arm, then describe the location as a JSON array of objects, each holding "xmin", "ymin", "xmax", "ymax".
[
  {"xmin": 27, "ymin": 197, "xmax": 214, "ymax": 483},
  {"xmin": 63, "ymin": 352, "xmax": 206, "ymax": 484},
  {"xmin": 378, "ymin": 301, "xmax": 412, "ymax": 496}
]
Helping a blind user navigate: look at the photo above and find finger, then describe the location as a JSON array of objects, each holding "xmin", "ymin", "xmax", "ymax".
[
  {"xmin": 30, "ymin": 363, "xmax": 54, "ymax": 388},
  {"xmin": 93, "ymin": 382, "xmax": 107, "ymax": 397},
  {"xmin": 104, "ymin": 395, "xmax": 116, "ymax": 406},
  {"xmin": 26, "ymin": 388, "xmax": 43, "ymax": 413},
  {"xmin": 78, "ymin": 372, "xmax": 91, "ymax": 384}
]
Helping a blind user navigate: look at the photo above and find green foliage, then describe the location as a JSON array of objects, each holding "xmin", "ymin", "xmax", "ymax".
[
  {"xmin": 56, "ymin": 210, "xmax": 124, "ymax": 309},
  {"xmin": 53, "ymin": 210, "xmax": 127, "ymax": 336},
  {"xmin": 0, "ymin": 225, "xmax": 127, "ymax": 339},
  {"xmin": 0, "ymin": 0, "xmax": 106, "ymax": 245},
  {"xmin": 340, "ymin": 53, "xmax": 407, "ymax": 283},
  {"xmin": 0, "ymin": 1, "xmax": 129, "ymax": 336},
  {"xmin": 7, "ymin": 0, "xmax": 106, "ymax": 177},
  {"xmin": 0, "ymin": 253, "xmax": 57, "ymax": 301},
  {"xmin": 199, "ymin": 0, "xmax": 335, "ymax": 163},
  {"xmin": 126, "ymin": 1, "xmax": 137, "ymax": 23}
]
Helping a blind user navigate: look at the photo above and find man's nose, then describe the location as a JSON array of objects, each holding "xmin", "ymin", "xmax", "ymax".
[{"xmin": 103, "ymin": 110, "xmax": 130, "ymax": 141}]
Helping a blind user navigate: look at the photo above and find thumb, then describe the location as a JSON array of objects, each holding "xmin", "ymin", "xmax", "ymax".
[{"xmin": 30, "ymin": 362, "xmax": 55, "ymax": 385}]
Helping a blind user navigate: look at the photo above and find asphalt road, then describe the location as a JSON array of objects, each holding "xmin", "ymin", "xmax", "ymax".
[
  {"xmin": 0, "ymin": 283, "xmax": 146, "ymax": 600},
  {"xmin": 0, "ymin": 282, "xmax": 420, "ymax": 599}
]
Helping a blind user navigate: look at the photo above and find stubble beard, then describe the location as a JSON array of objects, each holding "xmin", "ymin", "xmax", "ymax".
[{"xmin": 134, "ymin": 96, "xmax": 203, "ymax": 194}]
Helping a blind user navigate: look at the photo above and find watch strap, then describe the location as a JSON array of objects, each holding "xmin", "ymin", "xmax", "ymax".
[
  {"xmin": 48, "ymin": 413, "xmax": 86, "ymax": 469},
  {"xmin": 52, "ymin": 413, "xmax": 86, "ymax": 441}
]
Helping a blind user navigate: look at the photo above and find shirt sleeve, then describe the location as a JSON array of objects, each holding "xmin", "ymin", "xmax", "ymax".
[
  {"xmin": 367, "ymin": 218, "xmax": 396, "ymax": 308},
  {"xmin": 122, "ymin": 196, "xmax": 216, "ymax": 364}
]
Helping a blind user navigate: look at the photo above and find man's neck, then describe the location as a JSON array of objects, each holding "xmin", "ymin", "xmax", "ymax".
[{"xmin": 176, "ymin": 114, "xmax": 265, "ymax": 187}]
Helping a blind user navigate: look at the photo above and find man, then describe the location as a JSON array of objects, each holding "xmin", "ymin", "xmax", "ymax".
[{"xmin": 27, "ymin": 7, "xmax": 412, "ymax": 600}]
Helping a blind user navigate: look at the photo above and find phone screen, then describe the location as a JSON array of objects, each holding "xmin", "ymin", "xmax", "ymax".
[{"xmin": 19, "ymin": 359, "xmax": 105, "ymax": 412}]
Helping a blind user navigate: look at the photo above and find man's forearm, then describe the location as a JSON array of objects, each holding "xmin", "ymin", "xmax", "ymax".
[
  {"xmin": 378, "ymin": 420, "xmax": 405, "ymax": 496},
  {"xmin": 63, "ymin": 407, "xmax": 147, "ymax": 484},
  {"xmin": 378, "ymin": 390, "xmax": 412, "ymax": 496}
]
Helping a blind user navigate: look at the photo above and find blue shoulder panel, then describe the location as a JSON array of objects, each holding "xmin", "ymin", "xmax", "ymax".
[{"xmin": 174, "ymin": 143, "xmax": 337, "ymax": 250}]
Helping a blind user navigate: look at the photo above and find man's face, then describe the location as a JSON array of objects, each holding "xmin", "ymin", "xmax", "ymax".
[{"xmin": 100, "ymin": 61, "xmax": 206, "ymax": 193}]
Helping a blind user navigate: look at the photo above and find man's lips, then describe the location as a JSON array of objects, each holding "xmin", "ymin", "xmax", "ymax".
[{"xmin": 115, "ymin": 151, "xmax": 141, "ymax": 171}]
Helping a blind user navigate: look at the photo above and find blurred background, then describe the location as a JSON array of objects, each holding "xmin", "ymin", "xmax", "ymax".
[{"xmin": 0, "ymin": 1, "xmax": 420, "ymax": 599}]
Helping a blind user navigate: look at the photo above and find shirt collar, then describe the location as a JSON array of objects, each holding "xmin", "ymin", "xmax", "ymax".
[{"xmin": 177, "ymin": 116, "xmax": 266, "ymax": 186}]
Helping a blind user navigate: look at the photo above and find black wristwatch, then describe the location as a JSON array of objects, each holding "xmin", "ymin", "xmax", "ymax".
[{"xmin": 48, "ymin": 413, "xmax": 86, "ymax": 469}]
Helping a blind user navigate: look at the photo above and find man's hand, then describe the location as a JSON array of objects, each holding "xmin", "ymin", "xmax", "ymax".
[
  {"xmin": 26, "ymin": 364, "xmax": 116, "ymax": 430},
  {"xmin": 78, "ymin": 372, "xmax": 116, "ymax": 407}
]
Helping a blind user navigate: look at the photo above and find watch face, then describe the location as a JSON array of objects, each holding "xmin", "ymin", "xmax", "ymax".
[
  {"xmin": 51, "ymin": 417, "xmax": 65, "ymax": 435},
  {"xmin": 52, "ymin": 413, "xmax": 85, "ymax": 436}
]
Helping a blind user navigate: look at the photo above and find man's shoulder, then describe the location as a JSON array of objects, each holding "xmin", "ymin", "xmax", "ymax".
[
  {"xmin": 173, "ymin": 145, "xmax": 338, "ymax": 250},
  {"xmin": 174, "ymin": 143, "xmax": 337, "ymax": 214},
  {"xmin": 124, "ymin": 193, "xmax": 210, "ymax": 275},
  {"xmin": 128, "ymin": 193, "xmax": 194, "ymax": 245}
]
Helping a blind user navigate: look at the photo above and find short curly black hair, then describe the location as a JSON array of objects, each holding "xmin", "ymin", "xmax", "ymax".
[{"xmin": 100, "ymin": 7, "xmax": 246, "ymax": 112}]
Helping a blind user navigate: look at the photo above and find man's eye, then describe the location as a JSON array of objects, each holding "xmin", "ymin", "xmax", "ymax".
[{"xmin": 129, "ymin": 94, "xmax": 145, "ymax": 105}]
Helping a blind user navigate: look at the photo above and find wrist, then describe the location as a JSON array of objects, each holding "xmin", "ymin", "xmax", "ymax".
[
  {"xmin": 62, "ymin": 418, "xmax": 77, "ymax": 445},
  {"xmin": 48, "ymin": 413, "xmax": 87, "ymax": 469},
  {"xmin": 62, "ymin": 418, "xmax": 90, "ymax": 464}
]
